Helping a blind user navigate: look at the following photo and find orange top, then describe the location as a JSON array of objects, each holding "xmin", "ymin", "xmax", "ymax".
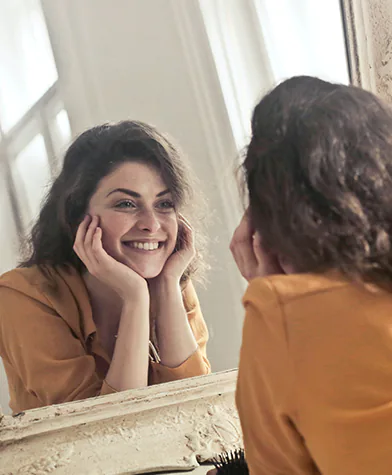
[
  {"xmin": 0, "ymin": 266, "xmax": 210, "ymax": 414},
  {"xmin": 236, "ymin": 272, "xmax": 392, "ymax": 475}
]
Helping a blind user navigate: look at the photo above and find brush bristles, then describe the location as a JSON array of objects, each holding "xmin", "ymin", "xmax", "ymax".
[{"xmin": 212, "ymin": 448, "xmax": 249, "ymax": 474}]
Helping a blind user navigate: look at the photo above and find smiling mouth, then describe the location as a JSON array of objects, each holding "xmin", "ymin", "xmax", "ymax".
[{"xmin": 122, "ymin": 241, "xmax": 163, "ymax": 251}]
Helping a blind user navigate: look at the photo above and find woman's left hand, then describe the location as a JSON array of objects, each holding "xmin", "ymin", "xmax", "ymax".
[
  {"xmin": 230, "ymin": 210, "xmax": 284, "ymax": 281},
  {"xmin": 159, "ymin": 215, "xmax": 195, "ymax": 282}
]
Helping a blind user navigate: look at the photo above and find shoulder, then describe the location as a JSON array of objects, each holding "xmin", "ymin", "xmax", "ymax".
[
  {"xmin": 0, "ymin": 266, "xmax": 90, "ymax": 342},
  {"xmin": 0, "ymin": 265, "xmax": 85, "ymax": 310},
  {"xmin": 244, "ymin": 271, "xmax": 351, "ymax": 313}
]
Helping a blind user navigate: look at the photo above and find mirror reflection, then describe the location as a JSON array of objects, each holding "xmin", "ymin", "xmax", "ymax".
[
  {"xmin": 1, "ymin": 120, "xmax": 212, "ymax": 414},
  {"xmin": 0, "ymin": 0, "xmax": 349, "ymax": 415}
]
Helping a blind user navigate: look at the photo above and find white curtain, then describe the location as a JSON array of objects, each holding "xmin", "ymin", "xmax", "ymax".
[
  {"xmin": 199, "ymin": 0, "xmax": 350, "ymax": 151},
  {"xmin": 255, "ymin": 0, "xmax": 350, "ymax": 84}
]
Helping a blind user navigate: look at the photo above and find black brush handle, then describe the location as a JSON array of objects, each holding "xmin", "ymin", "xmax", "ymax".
[{"xmin": 213, "ymin": 448, "xmax": 249, "ymax": 474}]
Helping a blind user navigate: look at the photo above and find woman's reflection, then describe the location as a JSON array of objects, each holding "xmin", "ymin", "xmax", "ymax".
[{"xmin": 0, "ymin": 120, "xmax": 210, "ymax": 414}]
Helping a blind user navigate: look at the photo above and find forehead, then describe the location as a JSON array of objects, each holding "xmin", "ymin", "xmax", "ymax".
[{"xmin": 97, "ymin": 161, "xmax": 167, "ymax": 194}]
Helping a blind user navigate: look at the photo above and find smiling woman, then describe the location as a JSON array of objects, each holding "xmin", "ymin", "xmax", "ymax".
[
  {"xmin": 0, "ymin": 120, "xmax": 210, "ymax": 414},
  {"xmin": 86, "ymin": 162, "xmax": 179, "ymax": 279}
]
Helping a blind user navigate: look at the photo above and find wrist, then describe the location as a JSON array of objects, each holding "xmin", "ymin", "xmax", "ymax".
[
  {"xmin": 119, "ymin": 280, "xmax": 149, "ymax": 302},
  {"xmin": 153, "ymin": 274, "xmax": 181, "ymax": 292}
]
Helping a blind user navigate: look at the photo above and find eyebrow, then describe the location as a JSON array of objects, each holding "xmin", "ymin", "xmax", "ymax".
[{"xmin": 106, "ymin": 188, "xmax": 171, "ymax": 198}]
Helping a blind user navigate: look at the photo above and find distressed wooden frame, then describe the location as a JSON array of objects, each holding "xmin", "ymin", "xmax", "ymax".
[
  {"xmin": 341, "ymin": 0, "xmax": 392, "ymax": 100},
  {"xmin": 0, "ymin": 370, "xmax": 240, "ymax": 474}
]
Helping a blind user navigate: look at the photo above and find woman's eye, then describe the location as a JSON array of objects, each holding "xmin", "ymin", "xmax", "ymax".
[
  {"xmin": 115, "ymin": 200, "xmax": 136, "ymax": 209},
  {"xmin": 157, "ymin": 200, "xmax": 175, "ymax": 210}
]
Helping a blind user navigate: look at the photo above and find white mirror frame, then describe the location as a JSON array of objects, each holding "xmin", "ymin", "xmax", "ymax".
[{"xmin": 0, "ymin": 370, "xmax": 240, "ymax": 474}]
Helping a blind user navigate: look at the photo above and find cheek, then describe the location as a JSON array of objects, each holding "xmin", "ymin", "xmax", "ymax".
[{"xmin": 98, "ymin": 213, "xmax": 133, "ymax": 248}]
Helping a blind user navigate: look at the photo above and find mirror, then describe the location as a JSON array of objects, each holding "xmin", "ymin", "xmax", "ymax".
[{"xmin": 0, "ymin": 0, "xmax": 349, "ymax": 415}]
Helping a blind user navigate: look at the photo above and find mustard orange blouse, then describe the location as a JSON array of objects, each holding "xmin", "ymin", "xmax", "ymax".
[
  {"xmin": 236, "ymin": 272, "xmax": 392, "ymax": 475},
  {"xmin": 0, "ymin": 265, "xmax": 210, "ymax": 414}
]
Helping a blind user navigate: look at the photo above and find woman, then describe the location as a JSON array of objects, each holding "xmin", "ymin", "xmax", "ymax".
[
  {"xmin": 0, "ymin": 120, "xmax": 210, "ymax": 414},
  {"xmin": 230, "ymin": 76, "xmax": 392, "ymax": 474}
]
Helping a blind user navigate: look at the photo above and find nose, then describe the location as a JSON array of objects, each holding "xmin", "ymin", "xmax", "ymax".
[{"xmin": 136, "ymin": 209, "xmax": 161, "ymax": 234}]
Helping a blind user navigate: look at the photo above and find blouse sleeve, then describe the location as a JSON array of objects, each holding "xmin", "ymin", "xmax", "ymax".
[{"xmin": 149, "ymin": 280, "xmax": 211, "ymax": 384}]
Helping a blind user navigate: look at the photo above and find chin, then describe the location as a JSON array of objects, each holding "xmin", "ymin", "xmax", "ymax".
[
  {"xmin": 138, "ymin": 270, "xmax": 162, "ymax": 279},
  {"xmin": 126, "ymin": 262, "xmax": 165, "ymax": 280},
  {"xmin": 109, "ymin": 248, "xmax": 168, "ymax": 279}
]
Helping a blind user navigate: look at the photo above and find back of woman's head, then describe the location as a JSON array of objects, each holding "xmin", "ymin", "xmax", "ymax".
[
  {"xmin": 243, "ymin": 75, "xmax": 392, "ymax": 283},
  {"xmin": 21, "ymin": 120, "xmax": 205, "ymax": 281}
]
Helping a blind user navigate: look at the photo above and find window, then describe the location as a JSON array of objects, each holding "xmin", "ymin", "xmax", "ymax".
[
  {"xmin": 0, "ymin": 0, "xmax": 71, "ymax": 242},
  {"xmin": 0, "ymin": 0, "xmax": 58, "ymax": 132},
  {"xmin": 253, "ymin": 0, "xmax": 350, "ymax": 84},
  {"xmin": 199, "ymin": 0, "xmax": 349, "ymax": 152}
]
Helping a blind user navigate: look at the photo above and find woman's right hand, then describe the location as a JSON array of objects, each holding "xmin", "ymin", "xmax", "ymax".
[
  {"xmin": 230, "ymin": 210, "xmax": 284, "ymax": 281},
  {"xmin": 73, "ymin": 215, "xmax": 148, "ymax": 300}
]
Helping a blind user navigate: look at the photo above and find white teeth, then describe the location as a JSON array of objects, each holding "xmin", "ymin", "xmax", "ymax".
[{"xmin": 128, "ymin": 241, "xmax": 159, "ymax": 251}]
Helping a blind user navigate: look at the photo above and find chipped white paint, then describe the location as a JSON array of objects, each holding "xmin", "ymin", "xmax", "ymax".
[
  {"xmin": 367, "ymin": 0, "xmax": 392, "ymax": 101},
  {"xmin": 0, "ymin": 370, "xmax": 239, "ymax": 474},
  {"xmin": 342, "ymin": 0, "xmax": 392, "ymax": 101}
]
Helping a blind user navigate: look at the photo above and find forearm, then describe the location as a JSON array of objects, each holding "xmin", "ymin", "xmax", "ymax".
[
  {"xmin": 154, "ymin": 278, "xmax": 198, "ymax": 368},
  {"xmin": 105, "ymin": 297, "xmax": 150, "ymax": 391}
]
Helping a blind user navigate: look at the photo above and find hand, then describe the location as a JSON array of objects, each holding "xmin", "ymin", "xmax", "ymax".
[
  {"xmin": 158, "ymin": 215, "xmax": 196, "ymax": 283},
  {"xmin": 230, "ymin": 211, "xmax": 284, "ymax": 281},
  {"xmin": 73, "ymin": 215, "xmax": 148, "ymax": 300}
]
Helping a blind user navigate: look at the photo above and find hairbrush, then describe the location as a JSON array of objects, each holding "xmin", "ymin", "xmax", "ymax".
[{"xmin": 212, "ymin": 448, "xmax": 249, "ymax": 474}]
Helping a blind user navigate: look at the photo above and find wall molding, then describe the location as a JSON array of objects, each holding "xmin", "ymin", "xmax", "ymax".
[{"xmin": 170, "ymin": 0, "xmax": 244, "ymax": 233}]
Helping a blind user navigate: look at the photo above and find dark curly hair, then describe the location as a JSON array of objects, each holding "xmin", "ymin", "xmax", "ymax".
[
  {"xmin": 242, "ymin": 75, "xmax": 392, "ymax": 285},
  {"xmin": 21, "ymin": 120, "xmax": 207, "ymax": 283}
]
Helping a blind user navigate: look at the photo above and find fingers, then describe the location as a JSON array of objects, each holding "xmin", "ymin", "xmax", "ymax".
[
  {"xmin": 230, "ymin": 213, "xmax": 258, "ymax": 281},
  {"xmin": 84, "ymin": 215, "xmax": 98, "ymax": 251},
  {"xmin": 229, "ymin": 212, "xmax": 254, "ymax": 252},
  {"xmin": 178, "ymin": 216, "xmax": 194, "ymax": 249},
  {"xmin": 73, "ymin": 215, "xmax": 91, "ymax": 265},
  {"xmin": 178, "ymin": 213, "xmax": 192, "ymax": 229},
  {"xmin": 252, "ymin": 231, "xmax": 264, "ymax": 266},
  {"xmin": 91, "ymin": 226, "xmax": 105, "ymax": 265},
  {"xmin": 252, "ymin": 231, "xmax": 285, "ymax": 276},
  {"xmin": 160, "ymin": 215, "xmax": 196, "ymax": 280},
  {"xmin": 73, "ymin": 215, "xmax": 105, "ymax": 272},
  {"xmin": 176, "ymin": 215, "xmax": 195, "ymax": 257},
  {"xmin": 84, "ymin": 216, "xmax": 101, "ymax": 268}
]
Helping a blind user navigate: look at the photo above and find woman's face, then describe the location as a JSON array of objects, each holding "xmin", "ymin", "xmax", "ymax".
[{"xmin": 87, "ymin": 161, "xmax": 179, "ymax": 279}]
